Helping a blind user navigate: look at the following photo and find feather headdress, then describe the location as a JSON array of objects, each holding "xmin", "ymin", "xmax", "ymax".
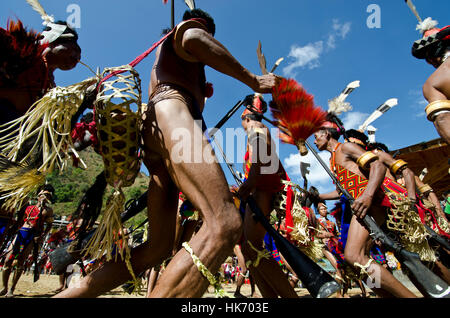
[
  {"xmin": 270, "ymin": 78, "xmax": 328, "ymax": 156},
  {"xmin": 184, "ymin": 0, "xmax": 196, "ymax": 10},
  {"xmin": 404, "ymin": 0, "xmax": 439, "ymax": 35},
  {"xmin": 327, "ymin": 80, "xmax": 359, "ymax": 115},
  {"xmin": 358, "ymin": 98, "xmax": 398, "ymax": 132},
  {"xmin": 25, "ymin": 0, "xmax": 74, "ymax": 44},
  {"xmin": 0, "ymin": 19, "xmax": 48, "ymax": 83},
  {"xmin": 26, "ymin": 0, "xmax": 54, "ymax": 25}
]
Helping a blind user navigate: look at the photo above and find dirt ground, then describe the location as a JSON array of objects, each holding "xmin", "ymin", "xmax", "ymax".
[{"xmin": 0, "ymin": 270, "xmax": 421, "ymax": 298}]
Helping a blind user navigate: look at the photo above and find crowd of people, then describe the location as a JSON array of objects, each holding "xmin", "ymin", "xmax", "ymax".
[{"xmin": 0, "ymin": 1, "xmax": 449, "ymax": 299}]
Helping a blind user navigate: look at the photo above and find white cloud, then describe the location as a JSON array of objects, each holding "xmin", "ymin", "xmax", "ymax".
[
  {"xmin": 342, "ymin": 111, "xmax": 369, "ymax": 129},
  {"xmin": 332, "ymin": 19, "xmax": 351, "ymax": 39},
  {"xmin": 283, "ymin": 151, "xmax": 336, "ymax": 195},
  {"xmin": 282, "ymin": 41, "xmax": 324, "ymax": 76},
  {"xmin": 283, "ymin": 19, "xmax": 351, "ymax": 76},
  {"xmin": 407, "ymin": 88, "xmax": 428, "ymax": 118}
]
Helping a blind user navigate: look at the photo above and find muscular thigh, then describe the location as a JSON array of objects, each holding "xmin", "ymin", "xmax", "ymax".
[
  {"xmin": 141, "ymin": 99, "xmax": 235, "ymax": 227},
  {"xmin": 243, "ymin": 190, "xmax": 274, "ymax": 244},
  {"xmin": 345, "ymin": 206, "xmax": 386, "ymax": 255}
]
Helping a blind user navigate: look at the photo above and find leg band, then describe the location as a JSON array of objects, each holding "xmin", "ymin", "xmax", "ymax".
[
  {"xmin": 245, "ymin": 241, "xmax": 271, "ymax": 268},
  {"xmin": 353, "ymin": 259, "xmax": 374, "ymax": 279},
  {"xmin": 182, "ymin": 242, "xmax": 231, "ymax": 298}
]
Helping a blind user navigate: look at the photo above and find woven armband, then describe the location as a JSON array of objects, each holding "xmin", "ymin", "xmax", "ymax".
[
  {"xmin": 356, "ymin": 152, "xmax": 378, "ymax": 170},
  {"xmin": 418, "ymin": 184, "xmax": 433, "ymax": 195},
  {"xmin": 173, "ymin": 20, "xmax": 208, "ymax": 63},
  {"xmin": 425, "ymin": 100, "xmax": 450, "ymax": 121},
  {"xmin": 389, "ymin": 159, "xmax": 408, "ymax": 175}
]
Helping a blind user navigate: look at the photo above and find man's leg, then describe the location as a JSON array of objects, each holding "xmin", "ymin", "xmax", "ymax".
[
  {"xmin": 6, "ymin": 242, "xmax": 32, "ymax": 297},
  {"xmin": 247, "ymin": 266, "xmax": 278, "ymax": 298},
  {"xmin": 143, "ymin": 99, "xmax": 242, "ymax": 297},
  {"xmin": 344, "ymin": 214, "xmax": 416, "ymax": 298},
  {"xmin": 146, "ymin": 267, "xmax": 160, "ymax": 296},
  {"xmin": 0, "ymin": 255, "xmax": 13, "ymax": 296},
  {"xmin": 54, "ymin": 163, "xmax": 180, "ymax": 298},
  {"xmin": 241, "ymin": 191, "xmax": 298, "ymax": 298},
  {"xmin": 233, "ymin": 245, "xmax": 247, "ymax": 297},
  {"xmin": 429, "ymin": 260, "xmax": 450, "ymax": 285}
]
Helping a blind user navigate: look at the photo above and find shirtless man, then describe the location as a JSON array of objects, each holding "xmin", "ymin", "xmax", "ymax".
[
  {"xmin": 313, "ymin": 122, "xmax": 417, "ymax": 297},
  {"xmin": 411, "ymin": 25, "xmax": 450, "ymax": 143},
  {"xmin": 0, "ymin": 185, "xmax": 54, "ymax": 297},
  {"xmin": 237, "ymin": 94, "xmax": 298, "ymax": 298},
  {"xmin": 55, "ymin": 9, "xmax": 280, "ymax": 298}
]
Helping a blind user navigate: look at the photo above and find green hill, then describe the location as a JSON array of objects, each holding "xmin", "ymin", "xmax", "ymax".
[{"xmin": 47, "ymin": 148, "xmax": 149, "ymax": 229}]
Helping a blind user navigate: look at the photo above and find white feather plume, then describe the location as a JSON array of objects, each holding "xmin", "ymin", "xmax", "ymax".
[
  {"xmin": 327, "ymin": 97, "xmax": 352, "ymax": 115},
  {"xmin": 184, "ymin": 0, "xmax": 196, "ymax": 10},
  {"xmin": 416, "ymin": 17, "xmax": 438, "ymax": 34},
  {"xmin": 26, "ymin": 0, "xmax": 54, "ymax": 25}
]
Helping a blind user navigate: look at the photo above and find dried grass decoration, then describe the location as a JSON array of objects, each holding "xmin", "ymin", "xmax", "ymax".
[
  {"xmin": 273, "ymin": 180, "xmax": 324, "ymax": 261},
  {"xmin": 0, "ymin": 77, "xmax": 97, "ymax": 210},
  {"xmin": 84, "ymin": 65, "xmax": 142, "ymax": 288}
]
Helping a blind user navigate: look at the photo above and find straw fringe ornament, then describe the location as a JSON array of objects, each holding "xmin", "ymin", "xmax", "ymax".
[
  {"xmin": 273, "ymin": 180, "xmax": 324, "ymax": 261},
  {"xmin": 84, "ymin": 65, "xmax": 142, "ymax": 287},
  {"xmin": 0, "ymin": 77, "xmax": 96, "ymax": 207},
  {"xmin": 385, "ymin": 193, "xmax": 436, "ymax": 262},
  {"xmin": 0, "ymin": 156, "xmax": 45, "ymax": 211}
]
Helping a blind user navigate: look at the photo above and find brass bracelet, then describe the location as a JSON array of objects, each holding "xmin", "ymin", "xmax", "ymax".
[
  {"xmin": 418, "ymin": 184, "xmax": 433, "ymax": 195},
  {"xmin": 389, "ymin": 159, "xmax": 408, "ymax": 175},
  {"xmin": 356, "ymin": 152, "xmax": 378, "ymax": 170},
  {"xmin": 425, "ymin": 100, "xmax": 450, "ymax": 122}
]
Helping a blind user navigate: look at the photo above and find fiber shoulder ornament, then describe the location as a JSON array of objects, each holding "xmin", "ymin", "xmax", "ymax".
[
  {"xmin": 385, "ymin": 193, "xmax": 436, "ymax": 263},
  {"xmin": 84, "ymin": 65, "xmax": 142, "ymax": 285},
  {"xmin": 273, "ymin": 180, "xmax": 324, "ymax": 261},
  {"xmin": 0, "ymin": 78, "xmax": 96, "ymax": 210}
]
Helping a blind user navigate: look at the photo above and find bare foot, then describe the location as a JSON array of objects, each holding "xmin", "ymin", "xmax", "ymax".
[
  {"xmin": 5, "ymin": 289, "xmax": 14, "ymax": 298},
  {"xmin": 0, "ymin": 288, "xmax": 7, "ymax": 296}
]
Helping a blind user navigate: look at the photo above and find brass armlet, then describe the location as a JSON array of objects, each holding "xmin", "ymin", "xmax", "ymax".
[
  {"xmin": 418, "ymin": 184, "xmax": 433, "ymax": 195},
  {"xmin": 389, "ymin": 159, "xmax": 408, "ymax": 175},
  {"xmin": 356, "ymin": 151, "xmax": 378, "ymax": 170},
  {"xmin": 425, "ymin": 100, "xmax": 450, "ymax": 121},
  {"xmin": 173, "ymin": 20, "xmax": 208, "ymax": 63}
]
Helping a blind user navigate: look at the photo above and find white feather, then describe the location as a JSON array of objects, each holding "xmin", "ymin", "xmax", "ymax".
[
  {"xmin": 328, "ymin": 98, "xmax": 352, "ymax": 115},
  {"xmin": 405, "ymin": 0, "xmax": 422, "ymax": 23},
  {"xmin": 416, "ymin": 17, "xmax": 438, "ymax": 34},
  {"xmin": 184, "ymin": 0, "xmax": 196, "ymax": 10},
  {"xmin": 26, "ymin": 0, "xmax": 54, "ymax": 25}
]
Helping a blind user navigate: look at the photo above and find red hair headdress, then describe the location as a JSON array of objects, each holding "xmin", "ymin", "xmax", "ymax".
[{"xmin": 270, "ymin": 78, "xmax": 328, "ymax": 155}]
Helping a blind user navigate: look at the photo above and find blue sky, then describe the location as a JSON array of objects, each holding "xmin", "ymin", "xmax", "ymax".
[{"xmin": 1, "ymin": 0, "xmax": 448, "ymax": 212}]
